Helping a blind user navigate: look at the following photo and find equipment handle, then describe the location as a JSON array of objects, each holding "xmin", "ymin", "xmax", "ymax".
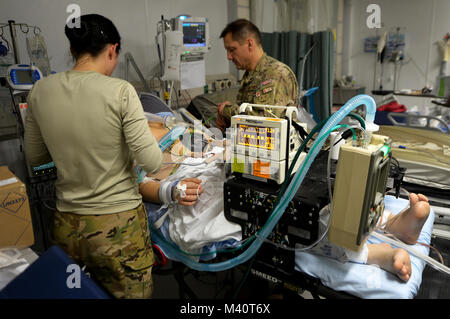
[{"xmin": 238, "ymin": 103, "xmax": 298, "ymax": 121}]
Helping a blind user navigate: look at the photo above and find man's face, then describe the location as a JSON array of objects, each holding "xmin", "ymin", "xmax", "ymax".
[{"xmin": 223, "ymin": 32, "xmax": 251, "ymax": 70}]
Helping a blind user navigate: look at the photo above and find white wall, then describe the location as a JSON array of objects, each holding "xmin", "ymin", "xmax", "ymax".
[
  {"xmin": 344, "ymin": 0, "xmax": 450, "ymax": 109},
  {"xmin": 0, "ymin": 0, "xmax": 229, "ymax": 82}
]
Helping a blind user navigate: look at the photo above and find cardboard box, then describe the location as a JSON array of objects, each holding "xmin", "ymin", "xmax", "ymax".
[{"xmin": 0, "ymin": 166, "xmax": 34, "ymax": 249}]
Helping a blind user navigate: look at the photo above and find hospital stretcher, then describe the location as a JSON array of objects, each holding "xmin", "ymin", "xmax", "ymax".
[
  {"xmin": 145, "ymin": 195, "xmax": 435, "ymax": 299},
  {"xmin": 139, "ymin": 94, "xmax": 439, "ymax": 299},
  {"xmin": 141, "ymin": 134, "xmax": 435, "ymax": 299}
]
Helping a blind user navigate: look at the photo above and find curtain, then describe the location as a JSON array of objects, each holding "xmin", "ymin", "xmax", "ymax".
[
  {"xmin": 275, "ymin": 0, "xmax": 334, "ymax": 34},
  {"xmin": 251, "ymin": 0, "xmax": 335, "ymax": 34},
  {"xmin": 261, "ymin": 30, "xmax": 335, "ymax": 121}
]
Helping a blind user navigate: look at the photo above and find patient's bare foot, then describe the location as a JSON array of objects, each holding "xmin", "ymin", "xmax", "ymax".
[
  {"xmin": 385, "ymin": 193, "xmax": 430, "ymax": 245},
  {"xmin": 367, "ymin": 243, "xmax": 412, "ymax": 282}
]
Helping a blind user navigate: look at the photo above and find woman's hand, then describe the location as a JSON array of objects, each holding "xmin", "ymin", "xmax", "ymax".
[{"xmin": 174, "ymin": 178, "xmax": 204, "ymax": 206}]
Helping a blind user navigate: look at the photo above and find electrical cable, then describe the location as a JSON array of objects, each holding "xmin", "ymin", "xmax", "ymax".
[
  {"xmin": 257, "ymin": 124, "xmax": 357, "ymax": 244},
  {"xmin": 232, "ymin": 256, "xmax": 256, "ymax": 299},
  {"xmin": 273, "ymin": 117, "xmax": 329, "ymax": 207},
  {"xmin": 399, "ymin": 147, "xmax": 450, "ymax": 166},
  {"xmin": 150, "ymin": 119, "xmax": 340, "ymax": 259},
  {"xmin": 262, "ymin": 125, "xmax": 364, "ymax": 252},
  {"xmin": 151, "ymin": 94, "xmax": 378, "ymax": 271},
  {"xmin": 346, "ymin": 112, "xmax": 366, "ymax": 129}
]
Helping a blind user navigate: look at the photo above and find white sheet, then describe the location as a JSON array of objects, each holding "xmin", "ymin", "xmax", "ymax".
[{"xmin": 155, "ymin": 156, "xmax": 241, "ymax": 256}]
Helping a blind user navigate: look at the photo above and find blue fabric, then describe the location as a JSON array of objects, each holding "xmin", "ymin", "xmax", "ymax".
[
  {"xmin": 144, "ymin": 202, "xmax": 239, "ymax": 262},
  {"xmin": 155, "ymin": 111, "xmax": 174, "ymax": 118},
  {"xmin": 295, "ymin": 195, "xmax": 435, "ymax": 299},
  {"xmin": 0, "ymin": 246, "xmax": 110, "ymax": 299}
]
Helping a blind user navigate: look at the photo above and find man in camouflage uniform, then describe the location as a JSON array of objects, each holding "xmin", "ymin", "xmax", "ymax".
[{"xmin": 217, "ymin": 19, "xmax": 298, "ymax": 131}]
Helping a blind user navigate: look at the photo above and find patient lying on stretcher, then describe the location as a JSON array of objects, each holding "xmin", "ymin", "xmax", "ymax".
[
  {"xmin": 135, "ymin": 121, "xmax": 241, "ymax": 259},
  {"xmin": 137, "ymin": 121, "xmax": 430, "ymax": 281}
]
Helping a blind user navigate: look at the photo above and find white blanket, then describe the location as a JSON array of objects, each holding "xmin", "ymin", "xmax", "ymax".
[{"xmin": 160, "ymin": 155, "xmax": 242, "ymax": 255}]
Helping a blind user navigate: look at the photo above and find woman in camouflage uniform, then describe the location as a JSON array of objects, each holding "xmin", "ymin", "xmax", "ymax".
[{"xmin": 24, "ymin": 14, "xmax": 163, "ymax": 298}]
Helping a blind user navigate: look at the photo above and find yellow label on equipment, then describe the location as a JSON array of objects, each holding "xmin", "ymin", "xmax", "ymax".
[
  {"xmin": 232, "ymin": 157, "xmax": 245, "ymax": 173},
  {"xmin": 163, "ymin": 91, "xmax": 170, "ymax": 100}
]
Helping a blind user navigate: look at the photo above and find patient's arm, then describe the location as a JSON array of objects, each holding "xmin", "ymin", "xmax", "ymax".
[
  {"xmin": 139, "ymin": 120, "xmax": 207, "ymax": 205},
  {"xmin": 139, "ymin": 180, "xmax": 161, "ymax": 203}
]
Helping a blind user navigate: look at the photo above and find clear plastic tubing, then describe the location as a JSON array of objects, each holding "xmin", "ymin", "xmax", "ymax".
[
  {"xmin": 144, "ymin": 112, "xmax": 176, "ymax": 128},
  {"xmin": 371, "ymin": 231, "xmax": 450, "ymax": 276},
  {"xmin": 155, "ymin": 95, "xmax": 377, "ymax": 272},
  {"xmin": 144, "ymin": 112, "xmax": 165, "ymax": 124}
]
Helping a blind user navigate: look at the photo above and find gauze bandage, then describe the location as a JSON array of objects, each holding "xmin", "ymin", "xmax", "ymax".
[{"xmin": 345, "ymin": 244, "xmax": 369, "ymax": 264}]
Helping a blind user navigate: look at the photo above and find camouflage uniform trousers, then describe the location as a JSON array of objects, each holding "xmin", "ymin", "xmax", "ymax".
[{"xmin": 51, "ymin": 203, "xmax": 154, "ymax": 299}]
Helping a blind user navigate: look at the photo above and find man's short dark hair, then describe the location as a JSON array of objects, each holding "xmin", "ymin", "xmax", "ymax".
[{"xmin": 220, "ymin": 19, "xmax": 261, "ymax": 45}]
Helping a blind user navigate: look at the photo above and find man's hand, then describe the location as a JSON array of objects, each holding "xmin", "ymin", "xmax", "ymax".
[
  {"xmin": 174, "ymin": 178, "xmax": 204, "ymax": 206},
  {"xmin": 217, "ymin": 101, "xmax": 231, "ymax": 115}
]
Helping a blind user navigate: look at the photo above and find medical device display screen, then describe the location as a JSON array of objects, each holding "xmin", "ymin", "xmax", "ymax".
[
  {"xmin": 236, "ymin": 124, "xmax": 275, "ymax": 150},
  {"xmin": 15, "ymin": 70, "xmax": 33, "ymax": 83},
  {"xmin": 183, "ymin": 22, "xmax": 206, "ymax": 47}
]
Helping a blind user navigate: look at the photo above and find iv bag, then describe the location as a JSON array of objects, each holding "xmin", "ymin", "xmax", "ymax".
[
  {"xmin": 26, "ymin": 34, "xmax": 51, "ymax": 76},
  {"xmin": 161, "ymin": 30, "xmax": 183, "ymax": 81}
]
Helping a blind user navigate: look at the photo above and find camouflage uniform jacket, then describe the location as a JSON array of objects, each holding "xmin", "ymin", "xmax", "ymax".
[{"xmin": 222, "ymin": 53, "xmax": 298, "ymax": 122}]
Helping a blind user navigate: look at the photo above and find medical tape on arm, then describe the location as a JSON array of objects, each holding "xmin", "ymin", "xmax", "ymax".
[{"xmin": 174, "ymin": 182, "xmax": 187, "ymax": 199}]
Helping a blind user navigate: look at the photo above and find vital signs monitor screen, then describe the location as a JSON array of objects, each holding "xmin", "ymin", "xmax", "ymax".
[
  {"xmin": 183, "ymin": 22, "xmax": 206, "ymax": 47},
  {"xmin": 15, "ymin": 70, "xmax": 33, "ymax": 84},
  {"xmin": 236, "ymin": 124, "xmax": 275, "ymax": 151}
]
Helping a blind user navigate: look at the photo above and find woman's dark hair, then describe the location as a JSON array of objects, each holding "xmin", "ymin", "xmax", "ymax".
[
  {"xmin": 65, "ymin": 14, "xmax": 121, "ymax": 59},
  {"xmin": 220, "ymin": 19, "xmax": 261, "ymax": 45}
]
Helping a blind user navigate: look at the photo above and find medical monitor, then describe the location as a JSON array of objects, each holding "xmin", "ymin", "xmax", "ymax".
[
  {"xmin": 173, "ymin": 17, "xmax": 210, "ymax": 55},
  {"xmin": 236, "ymin": 123, "xmax": 276, "ymax": 151},
  {"xmin": 7, "ymin": 64, "xmax": 43, "ymax": 91},
  {"xmin": 183, "ymin": 22, "xmax": 206, "ymax": 47},
  {"xmin": 230, "ymin": 108, "xmax": 306, "ymax": 184}
]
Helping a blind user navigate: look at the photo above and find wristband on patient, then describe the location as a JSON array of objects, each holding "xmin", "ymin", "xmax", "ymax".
[{"xmin": 159, "ymin": 180, "xmax": 179, "ymax": 205}]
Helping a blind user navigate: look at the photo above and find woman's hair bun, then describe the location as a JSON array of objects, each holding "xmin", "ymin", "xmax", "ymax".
[
  {"xmin": 64, "ymin": 14, "xmax": 121, "ymax": 59},
  {"xmin": 69, "ymin": 20, "xmax": 89, "ymax": 41}
]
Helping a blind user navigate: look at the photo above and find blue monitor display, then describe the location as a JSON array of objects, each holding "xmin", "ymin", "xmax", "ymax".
[{"xmin": 183, "ymin": 22, "xmax": 206, "ymax": 47}]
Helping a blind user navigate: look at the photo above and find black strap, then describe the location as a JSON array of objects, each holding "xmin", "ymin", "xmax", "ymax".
[{"xmin": 291, "ymin": 120, "xmax": 308, "ymax": 140}]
